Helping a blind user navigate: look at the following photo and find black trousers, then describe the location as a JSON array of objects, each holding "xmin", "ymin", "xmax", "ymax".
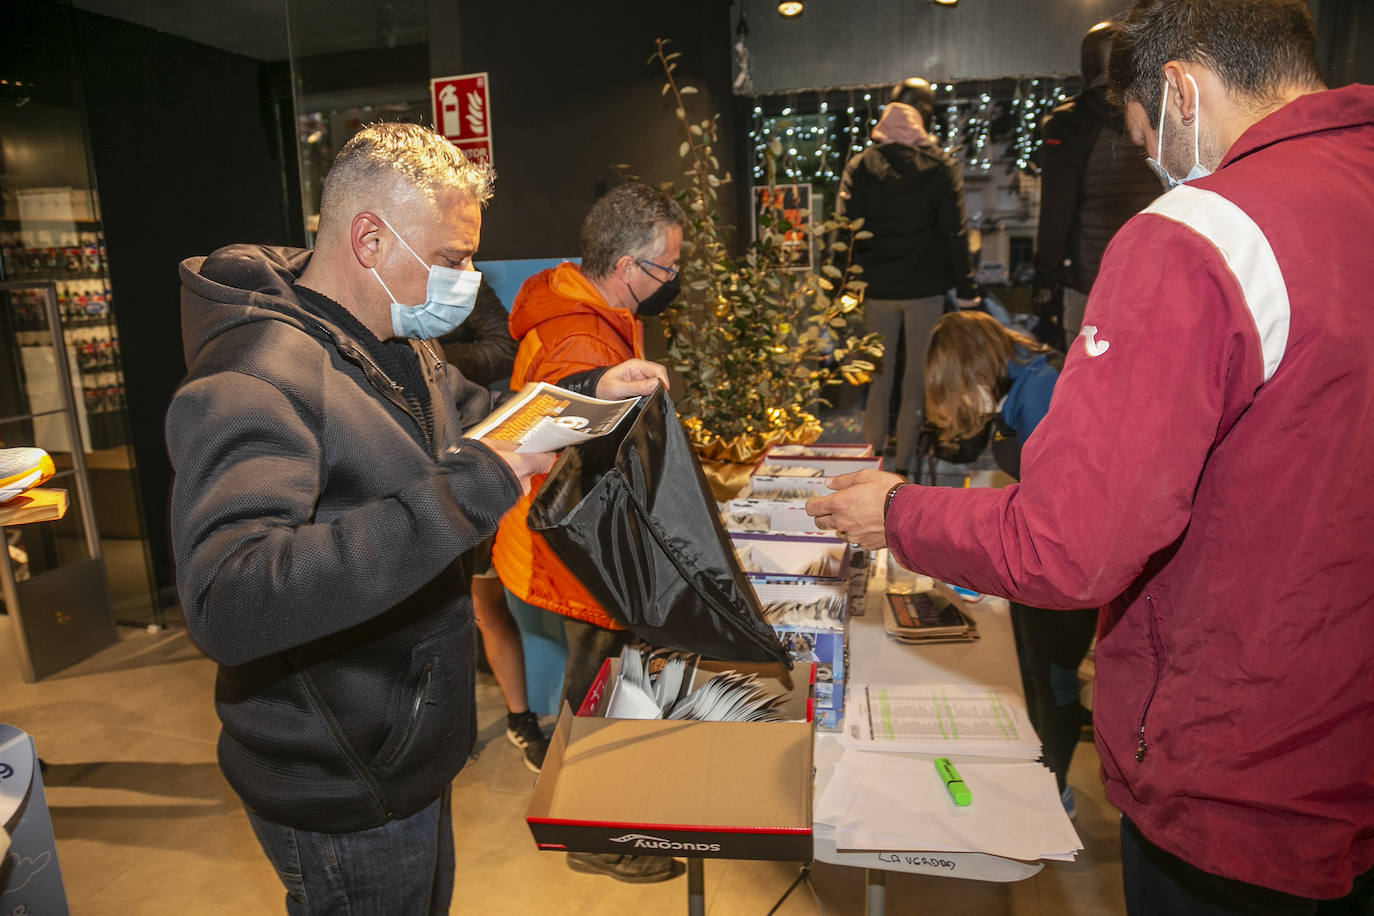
[
  {"xmin": 1009, "ymin": 601, "xmax": 1098, "ymax": 791},
  {"xmin": 1122, "ymin": 815, "xmax": 1374, "ymax": 915},
  {"xmin": 558, "ymin": 616, "xmax": 634, "ymax": 715}
]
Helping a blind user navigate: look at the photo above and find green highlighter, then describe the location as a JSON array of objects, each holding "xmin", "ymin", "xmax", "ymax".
[{"xmin": 935, "ymin": 757, "xmax": 972, "ymax": 806}]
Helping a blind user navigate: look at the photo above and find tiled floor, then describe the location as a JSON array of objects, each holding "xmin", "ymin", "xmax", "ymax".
[{"xmin": 2, "ymin": 617, "xmax": 1127, "ymax": 914}]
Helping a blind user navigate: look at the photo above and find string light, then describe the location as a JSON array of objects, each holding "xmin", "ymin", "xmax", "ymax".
[{"xmin": 742, "ymin": 78, "xmax": 1067, "ymax": 192}]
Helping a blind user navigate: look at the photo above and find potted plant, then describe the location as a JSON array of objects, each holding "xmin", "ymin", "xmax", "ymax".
[{"xmin": 639, "ymin": 39, "xmax": 883, "ymax": 494}]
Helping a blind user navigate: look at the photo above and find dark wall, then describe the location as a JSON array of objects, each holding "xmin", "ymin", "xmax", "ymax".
[
  {"xmin": 443, "ymin": 0, "xmax": 740, "ymax": 260},
  {"xmin": 72, "ymin": 10, "xmax": 301, "ymax": 598},
  {"xmin": 1314, "ymin": 0, "xmax": 1374, "ymax": 87},
  {"xmin": 737, "ymin": 0, "xmax": 1123, "ymax": 91}
]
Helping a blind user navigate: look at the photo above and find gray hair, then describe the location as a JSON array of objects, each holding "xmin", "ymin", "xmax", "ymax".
[
  {"xmin": 317, "ymin": 121, "xmax": 495, "ymax": 236},
  {"xmin": 579, "ymin": 183, "xmax": 687, "ymax": 279}
]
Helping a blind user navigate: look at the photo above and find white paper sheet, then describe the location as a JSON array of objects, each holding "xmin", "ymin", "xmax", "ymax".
[
  {"xmin": 814, "ymin": 748, "xmax": 1082, "ymax": 861},
  {"xmin": 842, "ymin": 684, "xmax": 1042, "ymax": 758}
]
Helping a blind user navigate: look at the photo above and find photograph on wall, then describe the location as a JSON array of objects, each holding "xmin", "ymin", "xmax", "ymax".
[{"xmin": 751, "ymin": 183, "xmax": 814, "ymax": 271}]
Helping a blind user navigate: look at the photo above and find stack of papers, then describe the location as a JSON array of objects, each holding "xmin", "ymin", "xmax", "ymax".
[
  {"xmin": 843, "ymin": 684, "xmax": 1041, "ymax": 758},
  {"xmin": 815, "ymin": 749, "xmax": 1083, "ymax": 861}
]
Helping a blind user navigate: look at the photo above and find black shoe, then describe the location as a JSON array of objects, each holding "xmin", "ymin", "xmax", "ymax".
[
  {"xmin": 566, "ymin": 852, "xmax": 685, "ymax": 884},
  {"xmin": 506, "ymin": 710, "xmax": 549, "ymax": 774}
]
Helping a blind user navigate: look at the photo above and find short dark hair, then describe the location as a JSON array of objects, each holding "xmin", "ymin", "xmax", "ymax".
[
  {"xmin": 579, "ymin": 183, "xmax": 687, "ymax": 279},
  {"xmin": 1108, "ymin": 0, "xmax": 1324, "ymax": 117}
]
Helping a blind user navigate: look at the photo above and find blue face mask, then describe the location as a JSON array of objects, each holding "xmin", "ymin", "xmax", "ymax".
[
  {"xmin": 1146, "ymin": 74, "xmax": 1213, "ymax": 191},
  {"xmin": 370, "ymin": 215, "xmax": 482, "ymax": 340}
]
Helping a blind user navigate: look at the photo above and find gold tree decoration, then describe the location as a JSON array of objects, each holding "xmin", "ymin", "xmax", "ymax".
[{"xmin": 646, "ymin": 38, "xmax": 883, "ymax": 464}]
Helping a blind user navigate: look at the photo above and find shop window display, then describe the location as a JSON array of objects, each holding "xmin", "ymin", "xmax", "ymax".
[
  {"xmin": 744, "ymin": 78, "xmax": 1071, "ymax": 315},
  {"xmin": 0, "ymin": 12, "xmax": 158, "ymax": 632}
]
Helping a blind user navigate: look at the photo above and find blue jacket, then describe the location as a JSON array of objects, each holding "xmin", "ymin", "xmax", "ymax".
[{"xmin": 1001, "ymin": 352, "xmax": 1059, "ymax": 442}]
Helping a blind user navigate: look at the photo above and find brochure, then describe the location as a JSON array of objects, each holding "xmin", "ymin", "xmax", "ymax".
[
  {"xmin": 604, "ymin": 647, "xmax": 791, "ymax": 723},
  {"xmin": 882, "ymin": 591, "xmax": 979, "ymax": 643},
  {"xmin": 466, "ymin": 382, "xmax": 640, "ymax": 453}
]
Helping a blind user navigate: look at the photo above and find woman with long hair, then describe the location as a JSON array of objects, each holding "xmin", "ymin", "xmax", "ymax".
[{"xmin": 923, "ymin": 310, "xmax": 1095, "ymax": 816}]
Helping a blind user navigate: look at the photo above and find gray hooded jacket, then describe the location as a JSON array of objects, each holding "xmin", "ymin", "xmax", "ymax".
[{"xmin": 167, "ymin": 243, "xmax": 522, "ymax": 832}]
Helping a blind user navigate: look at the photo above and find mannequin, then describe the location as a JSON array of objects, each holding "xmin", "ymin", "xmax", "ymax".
[
  {"xmin": 1031, "ymin": 20, "xmax": 1160, "ymax": 348},
  {"xmin": 837, "ymin": 76, "xmax": 979, "ymax": 474}
]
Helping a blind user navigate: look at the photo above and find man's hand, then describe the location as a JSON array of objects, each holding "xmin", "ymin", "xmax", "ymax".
[
  {"xmin": 956, "ymin": 296, "xmax": 983, "ymax": 310},
  {"xmin": 597, "ymin": 358, "xmax": 669, "ymax": 400},
  {"xmin": 479, "ymin": 438, "xmax": 556, "ymax": 496},
  {"xmin": 804, "ymin": 468, "xmax": 906, "ymax": 550}
]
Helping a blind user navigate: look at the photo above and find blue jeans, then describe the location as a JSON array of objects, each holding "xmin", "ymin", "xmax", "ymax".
[
  {"xmin": 503, "ymin": 587, "xmax": 569, "ymax": 716},
  {"xmin": 246, "ymin": 790, "xmax": 453, "ymax": 915}
]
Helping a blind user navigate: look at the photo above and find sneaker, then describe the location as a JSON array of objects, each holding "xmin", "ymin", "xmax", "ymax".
[
  {"xmin": 506, "ymin": 710, "xmax": 550, "ymax": 774},
  {"xmin": 1060, "ymin": 784, "xmax": 1077, "ymax": 820},
  {"xmin": 566, "ymin": 852, "xmax": 685, "ymax": 884},
  {"xmin": 0, "ymin": 448, "xmax": 54, "ymax": 503}
]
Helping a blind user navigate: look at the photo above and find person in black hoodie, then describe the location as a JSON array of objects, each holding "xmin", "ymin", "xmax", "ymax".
[
  {"xmin": 1031, "ymin": 20, "xmax": 1160, "ymax": 348},
  {"xmin": 837, "ymin": 78, "xmax": 981, "ymax": 477},
  {"xmin": 166, "ymin": 122, "xmax": 666, "ymax": 915}
]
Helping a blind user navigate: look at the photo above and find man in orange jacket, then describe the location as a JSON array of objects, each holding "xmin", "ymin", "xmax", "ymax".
[{"xmin": 493, "ymin": 182, "xmax": 686, "ymax": 884}]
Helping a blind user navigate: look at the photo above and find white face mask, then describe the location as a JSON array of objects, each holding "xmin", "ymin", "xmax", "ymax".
[
  {"xmin": 1146, "ymin": 73, "xmax": 1213, "ymax": 191},
  {"xmin": 369, "ymin": 214, "xmax": 482, "ymax": 340}
]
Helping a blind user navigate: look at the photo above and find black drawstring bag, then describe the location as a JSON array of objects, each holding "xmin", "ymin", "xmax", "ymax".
[{"xmin": 526, "ymin": 384, "xmax": 789, "ymax": 666}]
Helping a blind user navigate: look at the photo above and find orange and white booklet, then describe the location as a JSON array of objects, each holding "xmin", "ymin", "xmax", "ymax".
[{"xmin": 467, "ymin": 382, "xmax": 640, "ymax": 454}]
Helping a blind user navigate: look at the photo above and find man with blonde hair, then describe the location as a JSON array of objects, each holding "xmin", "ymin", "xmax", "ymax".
[{"xmin": 167, "ymin": 122, "xmax": 665, "ymax": 913}]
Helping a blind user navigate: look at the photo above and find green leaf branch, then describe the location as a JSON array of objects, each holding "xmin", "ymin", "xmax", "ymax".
[{"xmin": 649, "ymin": 38, "xmax": 883, "ymax": 447}]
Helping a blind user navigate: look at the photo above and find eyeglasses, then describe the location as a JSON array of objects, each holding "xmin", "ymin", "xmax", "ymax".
[{"xmin": 635, "ymin": 258, "xmax": 679, "ymax": 282}]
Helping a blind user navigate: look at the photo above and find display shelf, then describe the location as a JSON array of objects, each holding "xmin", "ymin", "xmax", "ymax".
[
  {"xmin": 0, "ymin": 488, "xmax": 68, "ymax": 526},
  {"xmin": 0, "ymin": 219, "xmax": 102, "ymax": 228},
  {"xmin": 1, "ymin": 270, "xmax": 108, "ymax": 282},
  {"xmin": 4, "ymin": 279, "xmax": 127, "ymax": 451}
]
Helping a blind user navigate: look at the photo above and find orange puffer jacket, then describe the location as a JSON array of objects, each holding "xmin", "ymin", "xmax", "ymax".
[{"xmin": 492, "ymin": 262, "xmax": 643, "ymax": 628}]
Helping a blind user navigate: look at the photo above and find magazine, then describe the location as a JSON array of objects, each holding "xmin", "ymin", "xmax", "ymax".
[{"xmin": 466, "ymin": 382, "xmax": 640, "ymax": 453}]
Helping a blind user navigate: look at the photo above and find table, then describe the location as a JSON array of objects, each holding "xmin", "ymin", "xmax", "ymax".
[{"xmin": 811, "ymin": 556, "xmax": 1050, "ymax": 913}]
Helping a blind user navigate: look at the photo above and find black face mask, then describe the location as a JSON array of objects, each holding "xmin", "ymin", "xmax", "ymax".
[
  {"xmin": 633, "ymin": 274, "xmax": 681, "ymax": 317},
  {"xmin": 627, "ymin": 263, "xmax": 681, "ymax": 317}
]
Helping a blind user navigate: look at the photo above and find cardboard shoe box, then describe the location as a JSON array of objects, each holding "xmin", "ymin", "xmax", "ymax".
[
  {"xmin": 730, "ymin": 531, "xmax": 857, "ymax": 582},
  {"xmin": 750, "ymin": 453, "xmax": 884, "ymax": 478},
  {"xmin": 525, "ymin": 659, "xmax": 815, "ymax": 861},
  {"xmin": 764, "ymin": 442, "xmax": 874, "ymax": 458},
  {"xmin": 722, "ymin": 497, "xmax": 841, "ymax": 534}
]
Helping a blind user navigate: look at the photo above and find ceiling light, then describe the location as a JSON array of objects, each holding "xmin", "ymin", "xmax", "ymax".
[
  {"xmin": 933, "ymin": 0, "xmax": 958, "ymax": 5},
  {"xmin": 778, "ymin": 1, "xmax": 804, "ymax": 17}
]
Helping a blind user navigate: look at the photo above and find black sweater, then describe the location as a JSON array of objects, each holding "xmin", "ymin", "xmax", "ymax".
[
  {"xmin": 1033, "ymin": 88, "xmax": 1161, "ymax": 292},
  {"xmin": 437, "ymin": 278, "xmax": 517, "ymax": 387},
  {"xmin": 836, "ymin": 142, "xmax": 980, "ymax": 300}
]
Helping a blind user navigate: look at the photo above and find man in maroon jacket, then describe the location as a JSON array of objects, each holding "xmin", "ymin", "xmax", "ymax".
[{"xmin": 807, "ymin": 1, "xmax": 1374, "ymax": 911}]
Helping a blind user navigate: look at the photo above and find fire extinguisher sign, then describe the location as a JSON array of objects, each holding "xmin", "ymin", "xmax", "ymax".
[{"xmin": 430, "ymin": 72, "xmax": 494, "ymax": 167}]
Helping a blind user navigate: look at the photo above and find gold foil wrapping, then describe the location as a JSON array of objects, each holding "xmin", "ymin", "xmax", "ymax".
[{"xmin": 683, "ymin": 411, "xmax": 823, "ymax": 501}]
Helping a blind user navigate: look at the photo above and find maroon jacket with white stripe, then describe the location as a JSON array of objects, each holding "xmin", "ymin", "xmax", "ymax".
[{"xmin": 888, "ymin": 84, "xmax": 1374, "ymax": 898}]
